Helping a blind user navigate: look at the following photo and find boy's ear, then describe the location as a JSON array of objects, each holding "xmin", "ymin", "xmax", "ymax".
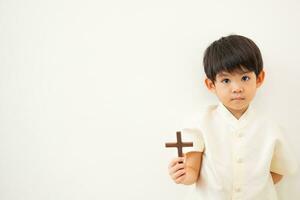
[
  {"xmin": 205, "ymin": 78, "xmax": 216, "ymax": 93},
  {"xmin": 256, "ymin": 70, "xmax": 265, "ymax": 88}
]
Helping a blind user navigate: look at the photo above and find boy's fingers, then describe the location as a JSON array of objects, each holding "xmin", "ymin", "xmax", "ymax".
[
  {"xmin": 169, "ymin": 157, "xmax": 185, "ymax": 169},
  {"xmin": 174, "ymin": 172, "xmax": 186, "ymax": 184},
  {"xmin": 176, "ymin": 174, "xmax": 186, "ymax": 184},
  {"xmin": 173, "ymin": 168, "xmax": 186, "ymax": 179},
  {"xmin": 169, "ymin": 163, "xmax": 185, "ymax": 175}
]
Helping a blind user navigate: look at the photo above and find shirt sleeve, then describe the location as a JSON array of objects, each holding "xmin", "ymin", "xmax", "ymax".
[
  {"xmin": 180, "ymin": 114, "xmax": 205, "ymax": 153},
  {"xmin": 270, "ymin": 125, "xmax": 299, "ymax": 176}
]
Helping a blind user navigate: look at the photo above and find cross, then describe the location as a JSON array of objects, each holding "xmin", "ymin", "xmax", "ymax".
[{"xmin": 165, "ymin": 131, "xmax": 193, "ymax": 158}]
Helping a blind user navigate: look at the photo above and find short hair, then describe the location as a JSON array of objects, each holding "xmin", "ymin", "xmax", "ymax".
[{"xmin": 203, "ymin": 34, "xmax": 263, "ymax": 82}]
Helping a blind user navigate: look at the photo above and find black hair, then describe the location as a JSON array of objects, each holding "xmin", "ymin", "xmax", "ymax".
[{"xmin": 203, "ymin": 34, "xmax": 263, "ymax": 82}]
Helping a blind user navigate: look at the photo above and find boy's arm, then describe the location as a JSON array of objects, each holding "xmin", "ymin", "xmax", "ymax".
[
  {"xmin": 180, "ymin": 154, "xmax": 283, "ymax": 185},
  {"xmin": 182, "ymin": 151, "xmax": 203, "ymax": 185},
  {"xmin": 270, "ymin": 171, "xmax": 283, "ymax": 184}
]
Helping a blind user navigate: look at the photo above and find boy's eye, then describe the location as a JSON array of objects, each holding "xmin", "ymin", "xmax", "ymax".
[
  {"xmin": 242, "ymin": 76, "xmax": 250, "ymax": 81},
  {"xmin": 221, "ymin": 79, "xmax": 230, "ymax": 84}
]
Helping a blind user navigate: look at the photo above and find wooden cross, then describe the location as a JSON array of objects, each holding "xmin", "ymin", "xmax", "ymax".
[{"xmin": 165, "ymin": 131, "xmax": 193, "ymax": 157}]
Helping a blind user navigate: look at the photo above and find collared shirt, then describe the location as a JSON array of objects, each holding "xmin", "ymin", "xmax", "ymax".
[{"xmin": 181, "ymin": 102, "xmax": 298, "ymax": 200}]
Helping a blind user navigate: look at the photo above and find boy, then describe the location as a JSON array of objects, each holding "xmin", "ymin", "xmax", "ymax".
[{"xmin": 168, "ymin": 35, "xmax": 298, "ymax": 199}]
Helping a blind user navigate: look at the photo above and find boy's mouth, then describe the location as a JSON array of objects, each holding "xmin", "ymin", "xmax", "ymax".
[{"xmin": 231, "ymin": 97, "xmax": 245, "ymax": 100}]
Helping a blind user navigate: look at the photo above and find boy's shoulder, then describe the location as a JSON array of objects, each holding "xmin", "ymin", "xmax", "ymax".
[
  {"xmin": 183, "ymin": 104, "xmax": 283, "ymax": 128},
  {"xmin": 252, "ymin": 107, "xmax": 282, "ymax": 127},
  {"xmin": 250, "ymin": 106, "xmax": 286, "ymax": 137}
]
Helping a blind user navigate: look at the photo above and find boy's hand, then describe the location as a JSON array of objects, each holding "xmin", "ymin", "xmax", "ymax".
[{"xmin": 168, "ymin": 154, "xmax": 187, "ymax": 184}]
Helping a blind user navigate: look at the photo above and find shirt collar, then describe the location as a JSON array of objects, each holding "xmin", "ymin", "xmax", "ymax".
[{"xmin": 216, "ymin": 102, "xmax": 255, "ymax": 130}]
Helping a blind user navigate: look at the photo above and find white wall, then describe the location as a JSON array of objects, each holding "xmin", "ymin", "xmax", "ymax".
[{"xmin": 0, "ymin": 0, "xmax": 299, "ymax": 199}]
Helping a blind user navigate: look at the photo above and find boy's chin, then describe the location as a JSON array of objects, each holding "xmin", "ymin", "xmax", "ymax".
[
  {"xmin": 228, "ymin": 103, "xmax": 249, "ymax": 111},
  {"xmin": 223, "ymin": 100, "xmax": 248, "ymax": 109}
]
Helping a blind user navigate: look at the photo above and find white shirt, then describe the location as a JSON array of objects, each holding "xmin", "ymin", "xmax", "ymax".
[{"xmin": 181, "ymin": 102, "xmax": 298, "ymax": 200}]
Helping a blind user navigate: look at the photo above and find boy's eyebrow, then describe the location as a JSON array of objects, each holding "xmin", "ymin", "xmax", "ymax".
[
  {"xmin": 217, "ymin": 71, "xmax": 251, "ymax": 77},
  {"xmin": 217, "ymin": 72, "xmax": 230, "ymax": 77}
]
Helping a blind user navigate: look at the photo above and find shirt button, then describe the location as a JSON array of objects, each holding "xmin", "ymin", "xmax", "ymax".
[
  {"xmin": 235, "ymin": 187, "xmax": 241, "ymax": 192},
  {"xmin": 237, "ymin": 157, "xmax": 243, "ymax": 163},
  {"xmin": 237, "ymin": 132, "xmax": 243, "ymax": 137}
]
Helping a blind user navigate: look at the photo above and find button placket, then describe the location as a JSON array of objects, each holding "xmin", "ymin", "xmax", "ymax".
[
  {"xmin": 237, "ymin": 131, "xmax": 243, "ymax": 138},
  {"xmin": 232, "ymin": 128, "xmax": 244, "ymax": 199}
]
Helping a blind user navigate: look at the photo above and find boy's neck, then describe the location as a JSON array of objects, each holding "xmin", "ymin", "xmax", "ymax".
[{"xmin": 225, "ymin": 104, "xmax": 249, "ymax": 120}]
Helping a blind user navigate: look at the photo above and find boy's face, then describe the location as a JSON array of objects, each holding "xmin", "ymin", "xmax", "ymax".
[{"xmin": 205, "ymin": 69, "xmax": 265, "ymax": 116}]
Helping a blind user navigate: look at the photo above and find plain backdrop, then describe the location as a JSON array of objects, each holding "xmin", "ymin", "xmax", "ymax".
[{"xmin": 0, "ymin": 0, "xmax": 299, "ymax": 199}]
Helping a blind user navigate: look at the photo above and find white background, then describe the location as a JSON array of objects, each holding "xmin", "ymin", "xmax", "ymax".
[{"xmin": 0, "ymin": 0, "xmax": 299, "ymax": 199}]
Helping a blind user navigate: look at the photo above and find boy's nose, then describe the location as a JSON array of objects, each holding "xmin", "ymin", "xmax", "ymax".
[
  {"xmin": 232, "ymin": 84, "xmax": 243, "ymax": 93},
  {"xmin": 233, "ymin": 88, "xmax": 243, "ymax": 93}
]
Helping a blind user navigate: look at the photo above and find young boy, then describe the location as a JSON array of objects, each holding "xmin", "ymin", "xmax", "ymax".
[{"xmin": 168, "ymin": 35, "xmax": 298, "ymax": 199}]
